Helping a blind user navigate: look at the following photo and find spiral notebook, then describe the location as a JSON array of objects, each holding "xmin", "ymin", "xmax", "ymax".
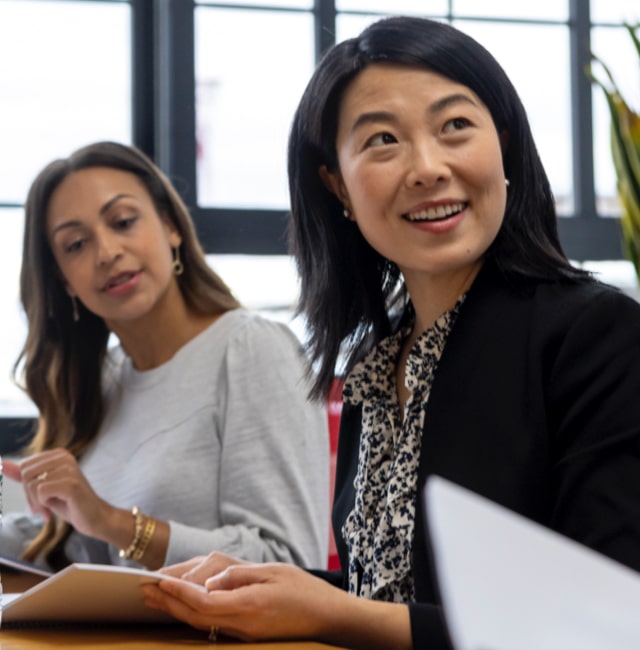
[
  {"xmin": 0, "ymin": 562, "xmax": 199, "ymax": 627},
  {"xmin": 424, "ymin": 476, "xmax": 640, "ymax": 650}
]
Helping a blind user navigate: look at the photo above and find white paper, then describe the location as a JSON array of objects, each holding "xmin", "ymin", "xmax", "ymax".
[
  {"xmin": 0, "ymin": 554, "xmax": 53, "ymax": 577},
  {"xmin": 0, "ymin": 562, "xmax": 202, "ymax": 625},
  {"xmin": 425, "ymin": 476, "xmax": 640, "ymax": 650}
]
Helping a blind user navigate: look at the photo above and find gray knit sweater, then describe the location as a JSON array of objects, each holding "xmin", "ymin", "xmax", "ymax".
[{"xmin": 0, "ymin": 310, "xmax": 330, "ymax": 570}]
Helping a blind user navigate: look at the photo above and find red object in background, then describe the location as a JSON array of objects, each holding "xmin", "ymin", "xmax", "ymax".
[{"xmin": 326, "ymin": 378, "xmax": 343, "ymax": 571}]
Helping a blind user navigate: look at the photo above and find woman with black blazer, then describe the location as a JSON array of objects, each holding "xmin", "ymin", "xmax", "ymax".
[{"xmin": 142, "ymin": 16, "xmax": 640, "ymax": 649}]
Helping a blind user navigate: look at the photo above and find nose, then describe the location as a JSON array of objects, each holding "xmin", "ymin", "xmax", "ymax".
[
  {"xmin": 404, "ymin": 140, "xmax": 450, "ymax": 188},
  {"xmin": 95, "ymin": 229, "xmax": 123, "ymax": 266}
]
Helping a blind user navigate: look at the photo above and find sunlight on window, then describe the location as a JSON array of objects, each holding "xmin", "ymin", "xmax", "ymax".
[{"xmin": 0, "ymin": 1, "xmax": 131, "ymax": 204}]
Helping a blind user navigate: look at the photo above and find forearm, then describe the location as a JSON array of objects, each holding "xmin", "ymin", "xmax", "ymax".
[{"xmin": 320, "ymin": 591, "xmax": 412, "ymax": 650}]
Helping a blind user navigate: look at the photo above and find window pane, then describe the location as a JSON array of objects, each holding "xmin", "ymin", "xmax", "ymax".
[
  {"xmin": 196, "ymin": 0, "xmax": 311, "ymax": 8},
  {"xmin": 0, "ymin": 209, "xmax": 36, "ymax": 417},
  {"xmin": 455, "ymin": 21, "xmax": 573, "ymax": 214},
  {"xmin": 0, "ymin": 1, "xmax": 131, "ymax": 204},
  {"xmin": 337, "ymin": 13, "xmax": 392, "ymax": 40},
  {"xmin": 591, "ymin": 1, "xmax": 639, "ymax": 23},
  {"xmin": 207, "ymin": 254, "xmax": 306, "ymax": 340},
  {"xmin": 591, "ymin": 25, "xmax": 640, "ymax": 215},
  {"xmin": 195, "ymin": 8, "xmax": 314, "ymax": 209},
  {"xmin": 337, "ymin": 0, "xmax": 447, "ymax": 14},
  {"xmin": 452, "ymin": 0, "xmax": 568, "ymax": 20}
]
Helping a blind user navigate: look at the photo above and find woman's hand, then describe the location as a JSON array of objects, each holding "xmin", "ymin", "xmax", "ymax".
[
  {"xmin": 142, "ymin": 562, "xmax": 412, "ymax": 649},
  {"xmin": 144, "ymin": 563, "xmax": 338, "ymax": 641},
  {"xmin": 3, "ymin": 449, "xmax": 113, "ymax": 538},
  {"xmin": 159, "ymin": 551, "xmax": 247, "ymax": 584}
]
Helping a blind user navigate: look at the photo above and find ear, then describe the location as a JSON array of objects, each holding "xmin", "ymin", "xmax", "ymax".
[
  {"xmin": 161, "ymin": 214, "xmax": 182, "ymax": 248},
  {"xmin": 319, "ymin": 165, "xmax": 350, "ymax": 208}
]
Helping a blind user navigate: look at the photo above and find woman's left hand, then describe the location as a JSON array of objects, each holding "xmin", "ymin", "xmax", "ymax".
[{"xmin": 142, "ymin": 562, "xmax": 340, "ymax": 642}]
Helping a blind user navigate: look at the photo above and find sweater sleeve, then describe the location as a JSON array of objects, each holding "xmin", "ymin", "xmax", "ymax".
[
  {"xmin": 0, "ymin": 512, "xmax": 46, "ymax": 564},
  {"xmin": 165, "ymin": 317, "xmax": 330, "ymax": 568}
]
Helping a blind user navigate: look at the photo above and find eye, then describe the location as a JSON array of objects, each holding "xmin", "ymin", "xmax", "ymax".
[
  {"xmin": 443, "ymin": 117, "xmax": 472, "ymax": 133},
  {"xmin": 365, "ymin": 132, "xmax": 397, "ymax": 147},
  {"xmin": 113, "ymin": 214, "xmax": 138, "ymax": 230},
  {"xmin": 64, "ymin": 238, "xmax": 86, "ymax": 254}
]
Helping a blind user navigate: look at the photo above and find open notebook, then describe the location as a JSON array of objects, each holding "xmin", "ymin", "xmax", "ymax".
[
  {"xmin": 424, "ymin": 476, "xmax": 640, "ymax": 650},
  {"xmin": 0, "ymin": 563, "xmax": 199, "ymax": 626}
]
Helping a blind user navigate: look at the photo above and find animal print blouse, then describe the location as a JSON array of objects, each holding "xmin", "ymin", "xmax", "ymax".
[{"xmin": 342, "ymin": 296, "xmax": 465, "ymax": 602}]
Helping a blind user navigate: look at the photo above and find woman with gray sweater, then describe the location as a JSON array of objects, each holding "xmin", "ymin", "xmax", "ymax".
[{"xmin": 0, "ymin": 141, "xmax": 329, "ymax": 572}]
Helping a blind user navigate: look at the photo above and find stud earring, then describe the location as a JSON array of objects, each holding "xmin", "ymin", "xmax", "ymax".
[
  {"xmin": 343, "ymin": 207, "xmax": 351, "ymax": 219},
  {"xmin": 172, "ymin": 246, "xmax": 184, "ymax": 276},
  {"xmin": 505, "ymin": 178, "xmax": 510, "ymax": 188},
  {"xmin": 71, "ymin": 295, "xmax": 79, "ymax": 323}
]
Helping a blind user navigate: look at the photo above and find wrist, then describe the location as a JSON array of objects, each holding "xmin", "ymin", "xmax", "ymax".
[{"xmin": 118, "ymin": 506, "xmax": 157, "ymax": 562}]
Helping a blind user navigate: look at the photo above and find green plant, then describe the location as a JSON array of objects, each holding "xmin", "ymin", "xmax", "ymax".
[{"xmin": 590, "ymin": 24, "xmax": 640, "ymax": 276}]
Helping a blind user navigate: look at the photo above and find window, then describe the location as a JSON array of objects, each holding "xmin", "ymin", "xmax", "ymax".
[
  {"xmin": 0, "ymin": 0, "xmax": 637, "ymax": 441},
  {"xmin": 0, "ymin": 0, "xmax": 131, "ymax": 438}
]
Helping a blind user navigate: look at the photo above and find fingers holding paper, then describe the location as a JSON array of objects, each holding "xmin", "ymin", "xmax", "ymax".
[
  {"xmin": 142, "ymin": 563, "xmax": 336, "ymax": 642},
  {"xmin": 159, "ymin": 551, "xmax": 247, "ymax": 584}
]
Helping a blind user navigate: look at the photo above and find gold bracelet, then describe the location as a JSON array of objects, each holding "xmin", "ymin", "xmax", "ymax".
[
  {"xmin": 119, "ymin": 506, "xmax": 144, "ymax": 559},
  {"xmin": 132, "ymin": 516, "xmax": 157, "ymax": 562}
]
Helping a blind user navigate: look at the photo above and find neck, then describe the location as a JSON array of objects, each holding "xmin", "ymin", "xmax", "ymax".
[
  {"xmin": 107, "ymin": 283, "xmax": 221, "ymax": 371},
  {"xmin": 404, "ymin": 261, "xmax": 483, "ymax": 341}
]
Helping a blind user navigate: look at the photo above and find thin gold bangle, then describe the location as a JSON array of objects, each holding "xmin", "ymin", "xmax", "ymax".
[
  {"xmin": 119, "ymin": 506, "xmax": 144, "ymax": 559},
  {"xmin": 132, "ymin": 516, "xmax": 157, "ymax": 562}
]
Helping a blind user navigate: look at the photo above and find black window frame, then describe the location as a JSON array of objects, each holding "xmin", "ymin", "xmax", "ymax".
[{"xmin": 0, "ymin": 0, "xmax": 629, "ymax": 451}]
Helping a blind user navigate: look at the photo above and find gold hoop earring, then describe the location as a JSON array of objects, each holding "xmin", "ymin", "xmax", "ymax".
[
  {"xmin": 172, "ymin": 246, "xmax": 184, "ymax": 276},
  {"xmin": 71, "ymin": 295, "xmax": 79, "ymax": 323}
]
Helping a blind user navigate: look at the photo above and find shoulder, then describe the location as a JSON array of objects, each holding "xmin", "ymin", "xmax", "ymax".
[
  {"xmin": 530, "ymin": 280, "xmax": 640, "ymax": 345},
  {"xmin": 471, "ymin": 265, "xmax": 640, "ymax": 328},
  {"xmin": 216, "ymin": 309, "xmax": 306, "ymax": 362}
]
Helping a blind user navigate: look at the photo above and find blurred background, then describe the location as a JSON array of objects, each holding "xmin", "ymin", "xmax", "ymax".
[{"xmin": 0, "ymin": 0, "xmax": 638, "ymax": 444}]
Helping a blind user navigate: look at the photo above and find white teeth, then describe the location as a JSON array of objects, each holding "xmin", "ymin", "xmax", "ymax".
[
  {"xmin": 406, "ymin": 202, "xmax": 465, "ymax": 221},
  {"xmin": 108, "ymin": 273, "xmax": 133, "ymax": 288}
]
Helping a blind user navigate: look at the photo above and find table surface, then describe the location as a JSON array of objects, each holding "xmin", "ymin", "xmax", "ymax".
[
  {"xmin": 0, "ymin": 628, "xmax": 342, "ymax": 649},
  {"xmin": 0, "ymin": 572, "xmax": 344, "ymax": 649}
]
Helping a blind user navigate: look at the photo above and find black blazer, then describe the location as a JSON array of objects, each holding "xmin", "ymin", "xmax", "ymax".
[{"xmin": 330, "ymin": 264, "xmax": 640, "ymax": 649}]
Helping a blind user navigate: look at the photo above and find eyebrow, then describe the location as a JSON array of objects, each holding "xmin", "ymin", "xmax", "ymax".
[
  {"xmin": 349, "ymin": 92, "xmax": 480, "ymax": 134},
  {"xmin": 49, "ymin": 193, "xmax": 135, "ymax": 237}
]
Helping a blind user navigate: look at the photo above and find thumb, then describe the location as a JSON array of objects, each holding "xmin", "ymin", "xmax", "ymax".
[{"xmin": 2, "ymin": 459, "xmax": 23, "ymax": 482}]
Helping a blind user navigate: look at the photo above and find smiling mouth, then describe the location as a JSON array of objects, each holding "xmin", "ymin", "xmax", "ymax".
[
  {"xmin": 404, "ymin": 202, "xmax": 468, "ymax": 222},
  {"xmin": 104, "ymin": 272, "xmax": 137, "ymax": 291}
]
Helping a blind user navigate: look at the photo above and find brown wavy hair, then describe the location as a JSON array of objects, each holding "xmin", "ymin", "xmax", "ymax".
[{"xmin": 14, "ymin": 141, "xmax": 241, "ymax": 567}]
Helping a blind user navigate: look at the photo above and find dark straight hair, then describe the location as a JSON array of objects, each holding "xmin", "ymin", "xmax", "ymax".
[{"xmin": 287, "ymin": 16, "xmax": 589, "ymax": 400}]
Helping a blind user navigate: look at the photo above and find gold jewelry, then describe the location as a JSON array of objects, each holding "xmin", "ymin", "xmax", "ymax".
[
  {"xmin": 132, "ymin": 516, "xmax": 157, "ymax": 562},
  {"xmin": 208, "ymin": 625, "xmax": 219, "ymax": 642},
  {"xmin": 36, "ymin": 471, "xmax": 48, "ymax": 481},
  {"xmin": 172, "ymin": 246, "xmax": 184, "ymax": 276},
  {"xmin": 71, "ymin": 295, "xmax": 80, "ymax": 322},
  {"xmin": 119, "ymin": 506, "xmax": 144, "ymax": 559}
]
